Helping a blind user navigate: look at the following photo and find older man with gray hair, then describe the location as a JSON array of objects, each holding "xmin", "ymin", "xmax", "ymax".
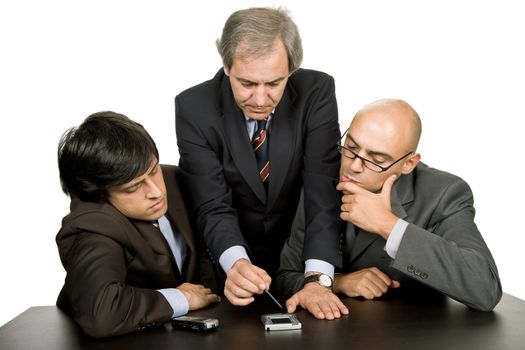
[{"xmin": 175, "ymin": 7, "xmax": 345, "ymax": 313}]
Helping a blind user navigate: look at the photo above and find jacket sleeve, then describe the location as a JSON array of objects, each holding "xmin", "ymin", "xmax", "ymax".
[
  {"xmin": 60, "ymin": 218, "xmax": 173, "ymax": 338},
  {"xmin": 391, "ymin": 178, "xmax": 502, "ymax": 311},
  {"xmin": 275, "ymin": 192, "xmax": 309, "ymax": 298},
  {"xmin": 301, "ymin": 74, "xmax": 342, "ymax": 267},
  {"xmin": 175, "ymin": 94, "xmax": 247, "ymax": 261}
]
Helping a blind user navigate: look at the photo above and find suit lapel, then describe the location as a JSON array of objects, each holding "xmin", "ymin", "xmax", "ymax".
[
  {"xmin": 133, "ymin": 220, "xmax": 174, "ymax": 258},
  {"xmin": 163, "ymin": 165, "xmax": 195, "ymax": 280},
  {"xmin": 220, "ymin": 75, "xmax": 267, "ymax": 203},
  {"xmin": 267, "ymin": 85, "xmax": 296, "ymax": 209}
]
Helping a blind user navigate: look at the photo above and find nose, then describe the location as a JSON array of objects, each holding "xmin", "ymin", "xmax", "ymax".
[
  {"xmin": 253, "ymin": 85, "xmax": 268, "ymax": 106},
  {"xmin": 145, "ymin": 178, "xmax": 162, "ymax": 198},
  {"xmin": 349, "ymin": 156, "xmax": 365, "ymax": 173}
]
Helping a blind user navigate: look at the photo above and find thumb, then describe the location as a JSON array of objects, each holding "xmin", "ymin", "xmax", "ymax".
[
  {"xmin": 381, "ymin": 174, "xmax": 397, "ymax": 199},
  {"xmin": 285, "ymin": 295, "xmax": 298, "ymax": 313},
  {"xmin": 390, "ymin": 280, "xmax": 401, "ymax": 289}
]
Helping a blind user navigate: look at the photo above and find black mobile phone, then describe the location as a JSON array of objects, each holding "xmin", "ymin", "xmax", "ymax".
[{"xmin": 171, "ymin": 316, "xmax": 219, "ymax": 332}]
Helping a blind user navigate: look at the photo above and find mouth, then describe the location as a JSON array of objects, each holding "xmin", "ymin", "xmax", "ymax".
[
  {"xmin": 150, "ymin": 198, "xmax": 165, "ymax": 211},
  {"xmin": 247, "ymin": 105, "xmax": 272, "ymax": 113},
  {"xmin": 340, "ymin": 174, "xmax": 360, "ymax": 184}
]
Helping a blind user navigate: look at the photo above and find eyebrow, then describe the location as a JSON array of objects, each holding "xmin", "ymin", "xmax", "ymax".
[
  {"xmin": 346, "ymin": 134, "xmax": 394, "ymax": 161},
  {"xmin": 236, "ymin": 76, "xmax": 286, "ymax": 85},
  {"xmin": 121, "ymin": 160, "xmax": 159, "ymax": 190}
]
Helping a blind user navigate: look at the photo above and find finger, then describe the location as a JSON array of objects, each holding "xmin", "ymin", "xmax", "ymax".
[
  {"xmin": 256, "ymin": 269, "xmax": 272, "ymax": 290},
  {"xmin": 358, "ymin": 277, "xmax": 388, "ymax": 298},
  {"xmin": 285, "ymin": 295, "xmax": 299, "ymax": 313},
  {"xmin": 321, "ymin": 293, "xmax": 347, "ymax": 318},
  {"xmin": 366, "ymin": 274, "xmax": 390, "ymax": 295},
  {"xmin": 224, "ymin": 288, "xmax": 254, "ymax": 306},
  {"xmin": 340, "ymin": 211, "xmax": 352, "ymax": 222},
  {"xmin": 306, "ymin": 302, "xmax": 325, "ymax": 320},
  {"xmin": 363, "ymin": 284, "xmax": 383, "ymax": 298},
  {"xmin": 318, "ymin": 302, "xmax": 336, "ymax": 320},
  {"xmin": 360, "ymin": 285, "xmax": 381, "ymax": 299},
  {"xmin": 207, "ymin": 293, "xmax": 221, "ymax": 303},
  {"xmin": 229, "ymin": 269, "xmax": 265, "ymax": 295},
  {"xmin": 370, "ymin": 267, "xmax": 395, "ymax": 287},
  {"xmin": 340, "ymin": 194, "xmax": 355, "ymax": 205},
  {"xmin": 381, "ymin": 174, "xmax": 397, "ymax": 199},
  {"xmin": 390, "ymin": 280, "xmax": 401, "ymax": 289},
  {"xmin": 336, "ymin": 181, "xmax": 366, "ymax": 194},
  {"xmin": 237, "ymin": 264, "xmax": 269, "ymax": 292},
  {"xmin": 333, "ymin": 296, "xmax": 350, "ymax": 315},
  {"xmin": 225, "ymin": 277, "xmax": 258, "ymax": 298}
]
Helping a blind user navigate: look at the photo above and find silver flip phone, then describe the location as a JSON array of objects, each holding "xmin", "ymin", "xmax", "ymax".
[{"xmin": 260, "ymin": 313, "xmax": 302, "ymax": 331}]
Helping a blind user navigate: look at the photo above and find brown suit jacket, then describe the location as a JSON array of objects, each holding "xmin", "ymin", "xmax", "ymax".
[{"xmin": 56, "ymin": 165, "xmax": 216, "ymax": 338}]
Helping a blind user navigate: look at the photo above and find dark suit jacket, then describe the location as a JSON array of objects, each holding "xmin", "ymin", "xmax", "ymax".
[
  {"xmin": 56, "ymin": 165, "xmax": 215, "ymax": 338},
  {"xmin": 276, "ymin": 162, "xmax": 502, "ymax": 311},
  {"xmin": 175, "ymin": 68, "xmax": 341, "ymax": 276}
]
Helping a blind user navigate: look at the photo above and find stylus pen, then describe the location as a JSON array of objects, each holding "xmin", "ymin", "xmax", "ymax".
[{"xmin": 265, "ymin": 290, "xmax": 283, "ymax": 310}]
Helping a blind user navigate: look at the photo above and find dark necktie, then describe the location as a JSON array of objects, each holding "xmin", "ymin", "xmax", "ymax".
[{"xmin": 252, "ymin": 119, "xmax": 269, "ymax": 187}]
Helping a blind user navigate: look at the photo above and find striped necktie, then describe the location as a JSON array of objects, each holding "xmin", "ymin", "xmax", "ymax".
[{"xmin": 252, "ymin": 119, "xmax": 269, "ymax": 187}]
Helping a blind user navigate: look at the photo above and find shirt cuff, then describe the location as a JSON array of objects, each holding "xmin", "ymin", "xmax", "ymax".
[
  {"xmin": 304, "ymin": 259, "xmax": 335, "ymax": 278},
  {"xmin": 219, "ymin": 245, "xmax": 250, "ymax": 272},
  {"xmin": 157, "ymin": 288, "xmax": 189, "ymax": 318},
  {"xmin": 384, "ymin": 219, "xmax": 409, "ymax": 258}
]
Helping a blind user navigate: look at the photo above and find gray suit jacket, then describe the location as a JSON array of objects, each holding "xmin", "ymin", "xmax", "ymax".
[{"xmin": 276, "ymin": 162, "xmax": 502, "ymax": 311}]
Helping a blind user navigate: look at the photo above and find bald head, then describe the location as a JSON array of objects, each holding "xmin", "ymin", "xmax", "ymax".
[{"xmin": 352, "ymin": 99, "xmax": 422, "ymax": 152}]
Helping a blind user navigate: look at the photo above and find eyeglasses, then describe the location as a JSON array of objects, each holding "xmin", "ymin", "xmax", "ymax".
[{"xmin": 337, "ymin": 129, "xmax": 413, "ymax": 173}]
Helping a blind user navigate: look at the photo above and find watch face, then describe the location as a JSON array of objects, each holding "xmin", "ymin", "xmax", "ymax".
[{"xmin": 319, "ymin": 274, "xmax": 332, "ymax": 287}]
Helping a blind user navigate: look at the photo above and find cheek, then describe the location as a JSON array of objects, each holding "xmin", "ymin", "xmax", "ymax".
[
  {"xmin": 231, "ymin": 84, "xmax": 251, "ymax": 102},
  {"xmin": 366, "ymin": 180, "xmax": 384, "ymax": 193},
  {"xmin": 269, "ymin": 87, "xmax": 286, "ymax": 103},
  {"xmin": 108, "ymin": 196, "xmax": 141, "ymax": 218}
]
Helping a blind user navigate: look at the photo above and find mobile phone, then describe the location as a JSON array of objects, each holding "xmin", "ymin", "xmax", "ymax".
[
  {"xmin": 260, "ymin": 313, "xmax": 302, "ymax": 331},
  {"xmin": 171, "ymin": 316, "xmax": 219, "ymax": 332}
]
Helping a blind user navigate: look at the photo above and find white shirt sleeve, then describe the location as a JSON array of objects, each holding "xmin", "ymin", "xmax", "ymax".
[
  {"xmin": 219, "ymin": 245, "xmax": 251, "ymax": 272},
  {"xmin": 384, "ymin": 219, "xmax": 409, "ymax": 258},
  {"xmin": 157, "ymin": 288, "xmax": 189, "ymax": 318},
  {"xmin": 304, "ymin": 259, "xmax": 335, "ymax": 278}
]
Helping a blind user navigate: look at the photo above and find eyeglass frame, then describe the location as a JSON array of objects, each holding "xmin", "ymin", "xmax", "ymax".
[{"xmin": 337, "ymin": 129, "xmax": 414, "ymax": 173}]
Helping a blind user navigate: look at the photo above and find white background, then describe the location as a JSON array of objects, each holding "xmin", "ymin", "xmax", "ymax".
[{"xmin": 1, "ymin": 0, "xmax": 523, "ymax": 326}]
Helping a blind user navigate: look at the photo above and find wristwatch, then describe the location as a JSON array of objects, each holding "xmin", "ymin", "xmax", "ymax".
[{"xmin": 304, "ymin": 273, "xmax": 333, "ymax": 289}]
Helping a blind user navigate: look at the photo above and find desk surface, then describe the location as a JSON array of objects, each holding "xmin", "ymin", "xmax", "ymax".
[{"xmin": 1, "ymin": 293, "xmax": 524, "ymax": 350}]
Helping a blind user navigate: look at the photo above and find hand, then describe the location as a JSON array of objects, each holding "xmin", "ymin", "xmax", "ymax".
[
  {"xmin": 333, "ymin": 267, "xmax": 400, "ymax": 299},
  {"xmin": 285, "ymin": 283, "xmax": 349, "ymax": 320},
  {"xmin": 224, "ymin": 259, "xmax": 271, "ymax": 306},
  {"xmin": 336, "ymin": 174, "xmax": 398, "ymax": 239},
  {"xmin": 177, "ymin": 283, "xmax": 221, "ymax": 310}
]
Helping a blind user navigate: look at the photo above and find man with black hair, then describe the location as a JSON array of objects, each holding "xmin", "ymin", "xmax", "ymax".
[{"xmin": 56, "ymin": 111, "xmax": 220, "ymax": 338}]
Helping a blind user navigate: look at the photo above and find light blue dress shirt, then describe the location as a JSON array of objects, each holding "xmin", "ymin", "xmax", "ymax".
[{"xmin": 155, "ymin": 215, "xmax": 189, "ymax": 318}]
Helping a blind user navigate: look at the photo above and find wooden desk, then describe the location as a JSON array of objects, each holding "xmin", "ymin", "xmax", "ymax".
[{"xmin": 1, "ymin": 293, "xmax": 524, "ymax": 350}]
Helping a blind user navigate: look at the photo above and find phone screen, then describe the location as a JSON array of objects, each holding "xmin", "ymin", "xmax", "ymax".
[{"xmin": 271, "ymin": 317, "xmax": 292, "ymax": 324}]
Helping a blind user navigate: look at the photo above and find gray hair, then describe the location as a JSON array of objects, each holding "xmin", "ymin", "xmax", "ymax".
[{"xmin": 216, "ymin": 7, "xmax": 303, "ymax": 73}]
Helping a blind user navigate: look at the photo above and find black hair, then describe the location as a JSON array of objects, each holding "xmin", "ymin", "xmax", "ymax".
[{"xmin": 57, "ymin": 111, "xmax": 159, "ymax": 202}]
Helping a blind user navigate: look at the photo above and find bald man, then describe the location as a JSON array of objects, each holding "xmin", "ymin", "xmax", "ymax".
[{"xmin": 276, "ymin": 99, "xmax": 502, "ymax": 319}]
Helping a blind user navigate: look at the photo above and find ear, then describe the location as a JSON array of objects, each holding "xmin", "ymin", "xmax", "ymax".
[
  {"xmin": 401, "ymin": 153, "xmax": 421, "ymax": 175},
  {"xmin": 223, "ymin": 66, "xmax": 230, "ymax": 76}
]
